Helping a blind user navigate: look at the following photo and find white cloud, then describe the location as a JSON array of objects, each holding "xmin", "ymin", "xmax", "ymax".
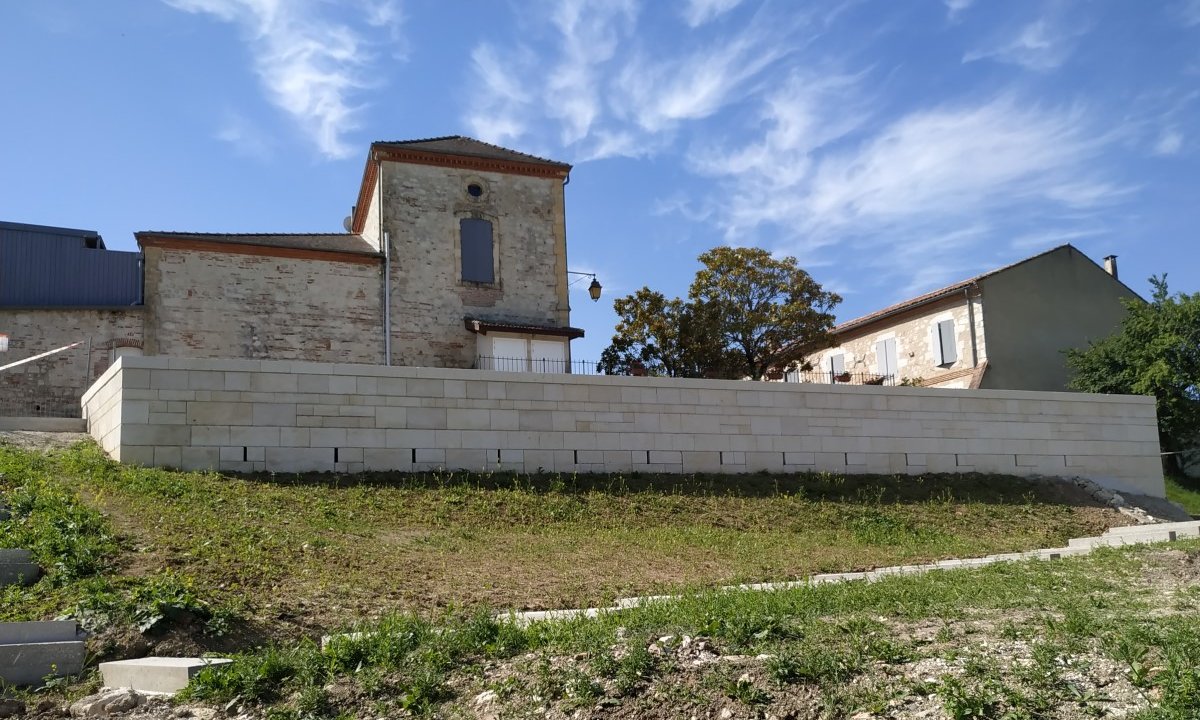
[
  {"xmin": 464, "ymin": 0, "xmax": 802, "ymax": 162},
  {"xmin": 688, "ymin": 91, "xmax": 1126, "ymax": 289},
  {"xmin": 1154, "ymin": 128, "xmax": 1184, "ymax": 155},
  {"xmin": 963, "ymin": 18, "xmax": 1082, "ymax": 72},
  {"xmin": 681, "ymin": 0, "xmax": 744, "ymax": 27},
  {"xmin": 164, "ymin": 0, "xmax": 403, "ymax": 159},
  {"xmin": 944, "ymin": 0, "xmax": 974, "ymax": 19}
]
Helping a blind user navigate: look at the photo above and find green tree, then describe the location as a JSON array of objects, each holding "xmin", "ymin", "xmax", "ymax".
[
  {"xmin": 600, "ymin": 247, "xmax": 840, "ymax": 380},
  {"xmin": 598, "ymin": 288, "xmax": 736, "ymax": 378},
  {"xmin": 689, "ymin": 246, "xmax": 841, "ymax": 380},
  {"xmin": 1067, "ymin": 276, "xmax": 1200, "ymax": 455}
]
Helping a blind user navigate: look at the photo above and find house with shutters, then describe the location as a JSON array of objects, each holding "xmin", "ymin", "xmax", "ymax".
[
  {"xmin": 793, "ymin": 245, "xmax": 1140, "ymax": 391},
  {"xmin": 2, "ymin": 137, "xmax": 589, "ymax": 416}
]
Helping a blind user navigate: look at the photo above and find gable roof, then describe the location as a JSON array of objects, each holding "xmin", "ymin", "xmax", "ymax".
[
  {"xmin": 831, "ymin": 244, "xmax": 1139, "ymax": 336},
  {"xmin": 372, "ymin": 136, "xmax": 571, "ymax": 169},
  {"xmin": 351, "ymin": 136, "xmax": 571, "ymax": 234}
]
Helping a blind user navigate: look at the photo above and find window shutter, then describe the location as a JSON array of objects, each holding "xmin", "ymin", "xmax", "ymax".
[
  {"xmin": 886, "ymin": 338, "xmax": 898, "ymax": 377},
  {"xmin": 829, "ymin": 353, "xmax": 845, "ymax": 375},
  {"xmin": 938, "ymin": 319, "xmax": 957, "ymax": 365},
  {"xmin": 875, "ymin": 341, "xmax": 887, "ymax": 376},
  {"xmin": 460, "ymin": 218, "xmax": 494, "ymax": 283},
  {"xmin": 930, "ymin": 325, "xmax": 943, "ymax": 366}
]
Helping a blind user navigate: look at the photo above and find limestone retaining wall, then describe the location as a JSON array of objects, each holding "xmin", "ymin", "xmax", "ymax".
[{"xmin": 81, "ymin": 356, "xmax": 1166, "ymax": 497}]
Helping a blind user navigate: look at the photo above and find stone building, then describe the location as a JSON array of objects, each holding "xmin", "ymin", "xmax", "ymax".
[
  {"xmin": 1, "ymin": 137, "xmax": 586, "ymax": 416},
  {"xmin": 795, "ymin": 245, "xmax": 1139, "ymax": 391}
]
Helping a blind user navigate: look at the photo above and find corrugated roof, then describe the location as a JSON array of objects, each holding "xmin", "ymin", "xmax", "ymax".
[
  {"xmin": 464, "ymin": 317, "xmax": 585, "ymax": 339},
  {"xmin": 135, "ymin": 232, "xmax": 380, "ymax": 257},
  {"xmin": 374, "ymin": 136, "xmax": 571, "ymax": 169}
]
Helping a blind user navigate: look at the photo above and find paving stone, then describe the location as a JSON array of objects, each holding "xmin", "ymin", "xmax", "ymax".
[
  {"xmin": 99, "ymin": 657, "xmax": 233, "ymax": 695},
  {"xmin": 0, "ymin": 549, "xmax": 33, "ymax": 563},
  {"xmin": 0, "ymin": 562, "xmax": 39, "ymax": 587}
]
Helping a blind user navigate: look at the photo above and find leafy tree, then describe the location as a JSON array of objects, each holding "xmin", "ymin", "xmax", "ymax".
[
  {"xmin": 600, "ymin": 247, "xmax": 840, "ymax": 380},
  {"xmin": 689, "ymin": 246, "xmax": 841, "ymax": 380},
  {"xmin": 1067, "ymin": 276, "xmax": 1200, "ymax": 455},
  {"xmin": 597, "ymin": 288, "xmax": 736, "ymax": 378}
]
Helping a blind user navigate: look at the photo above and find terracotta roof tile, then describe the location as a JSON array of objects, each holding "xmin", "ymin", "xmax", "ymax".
[
  {"xmin": 135, "ymin": 232, "xmax": 380, "ymax": 257},
  {"xmin": 373, "ymin": 136, "xmax": 570, "ymax": 169}
]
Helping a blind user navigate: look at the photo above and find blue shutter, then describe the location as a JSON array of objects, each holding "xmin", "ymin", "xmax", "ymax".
[{"xmin": 460, "ymin": 219, "xmax": 494, "ymax": 283}]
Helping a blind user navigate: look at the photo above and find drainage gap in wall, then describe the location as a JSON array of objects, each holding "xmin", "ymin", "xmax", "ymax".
[
  {"xmin": 334, "ymin": 447, "xmax": 340, "ymax": 463},
  {"xmin": 411, "ymin": 448, "xmax": 417, "ymax": 464},
  {"xmin": 496, "ymin": 449, "xmax": 501, "ymax": 463},
  {"xmin": 719, "ymin": 451, "xmax": 725, "ymax": 465},
  {"xmin": 645, "ymin": 450, "xmax": 651, "ymax": 464},
  {"xmin": 242, "ymin": 447, "xmax": 247, "ymax": 462},
  {"xmin": 573, "ymin": 450, "xmax": 578, "ymax": 465}
]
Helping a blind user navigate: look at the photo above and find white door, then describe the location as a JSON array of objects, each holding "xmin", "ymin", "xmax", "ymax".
[
  {"xmin": 492, "ymin": 337, "xmax": 528, "ymax": 372},
  {"xmin": 530, "ymin": 340, "xmax": 566, "ymax": 374}
]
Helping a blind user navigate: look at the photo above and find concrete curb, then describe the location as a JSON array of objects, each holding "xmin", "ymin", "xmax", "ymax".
[{"xmin": 498, "ymin": 521, "xmax": 1200, "ymax": 627}]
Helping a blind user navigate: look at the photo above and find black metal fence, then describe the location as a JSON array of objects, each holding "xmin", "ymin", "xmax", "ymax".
[
  {"xmin": 475, "ymin": 355, "xmax": 603, "ymax": 375},
  {"xmin": 782, "ymin": 370, "xmax": 900, "ymax": 386}
]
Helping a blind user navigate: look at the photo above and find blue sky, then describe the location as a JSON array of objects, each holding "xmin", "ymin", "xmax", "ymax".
[{"xmin": 2, "ymin": 1, "xmax": 1198, "ymax": 362}]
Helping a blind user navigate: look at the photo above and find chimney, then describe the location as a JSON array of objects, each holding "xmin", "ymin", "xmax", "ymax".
[{"xmin": 1103, "ymin": 255, "xmax": 1118, "ymax": 280}]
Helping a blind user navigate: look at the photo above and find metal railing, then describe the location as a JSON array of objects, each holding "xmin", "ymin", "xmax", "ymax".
[
  {"xmin": 782, "ymin": 370, "xmax": 900, "ymax": 386},
  {"xmin": 475, "ymin": 355, "xmax": 603, "ymax": 375}
]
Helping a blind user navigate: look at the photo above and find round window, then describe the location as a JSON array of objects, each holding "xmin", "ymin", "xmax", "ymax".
[{"xmin": 467, "ymin": 183, "xmax": 484, "ymax": 198}]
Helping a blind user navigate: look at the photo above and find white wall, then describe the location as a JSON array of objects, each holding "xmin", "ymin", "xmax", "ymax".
[{"xmin": 82, "ymin": 356, "xmax": 1166, "ymax": 498}]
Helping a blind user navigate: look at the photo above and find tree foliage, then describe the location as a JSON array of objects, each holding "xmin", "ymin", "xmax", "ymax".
[
  {"xmin": 600, "ymin": 247, "xmax": 841, "ymax": 380},
  {"xmin": 1067, "ymin": 276, "xmax": 1200, "ymax": 453}
]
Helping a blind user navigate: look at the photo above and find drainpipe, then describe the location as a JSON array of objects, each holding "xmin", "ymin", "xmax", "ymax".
[
  {"xmin": 964, "ymin": 285, "xmax": 979, "ymax": 367},
  {"xmin": 378, "ymin": 156, "xmax": 391, "ymax": 367}
]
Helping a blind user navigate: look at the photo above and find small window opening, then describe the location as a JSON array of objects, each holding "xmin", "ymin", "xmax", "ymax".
[
  {"xmin": 460, "ymin": 218, "xmax": 495, "ymax": 283},
  {"xmin": 467, "ymin": 183, "xmax": 483, "ymax": 198}
]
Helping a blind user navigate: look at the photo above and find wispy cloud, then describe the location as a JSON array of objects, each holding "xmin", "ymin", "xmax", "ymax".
[
  {"xmin": 164, "ymin": 0, "xmax": 404, "ymax": 159},
  {"xmin": 1154, "ymin": 128, "xmax": 1184, "ymax": 155},
  {"xmin": 963, "ymin": 17, "xmax": 1084, "ymax": 71},
  {"xmin": 681, "ymin": 0, "xmax": 744, "ymax": 27},
  {"xmin": 215, "ymin": 110, "xmax": 274, "ymax": 159},
  {"xmin": 688, "ymin": 89, "xmax": 1127, "ymax": 290},
  {"xmin": 944, "ymin": 0, "xmax": 974, "ymax": 19},
  {"xmin": 464, "ymin": 0, "xmax": 802, "ymax": 162}
]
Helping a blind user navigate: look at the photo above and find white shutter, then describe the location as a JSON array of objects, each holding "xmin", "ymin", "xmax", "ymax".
[
  {"xmin": 530, "ymin": 339, "xmax": 566, "ymax": 374},
  {"xmin": 930, "ymin": 324, "xmax": 943, "ymax": 366},
  {"xmin": 492, "ymin": 337, "xmax": 528, "ymax": 372},
  {"xmin": 939, "ymin": 320, "xmax": 958, "ymax": 364}
]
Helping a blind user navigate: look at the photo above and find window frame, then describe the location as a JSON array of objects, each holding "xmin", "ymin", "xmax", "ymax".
[{"xmin": 455, "ymin": 211, "xmax": 501, "ymax": 287}]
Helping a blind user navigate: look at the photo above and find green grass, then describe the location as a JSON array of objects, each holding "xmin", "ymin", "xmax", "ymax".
[
  {"xmin": 1165, "ymin": 473, "xmax": 1200, "ymax": 516},
  {"xmin": 0, "ymin": 441, "xmax": 1126, "ymax": 629},
  {"xmin": 180, "ymin": 541, "xmax": 1200, "ymax": 719}
]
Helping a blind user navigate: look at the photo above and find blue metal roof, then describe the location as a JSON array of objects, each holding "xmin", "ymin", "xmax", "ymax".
[{"xmin": 0, "ymin": 221, "xmax": 141, "ymax": 306}]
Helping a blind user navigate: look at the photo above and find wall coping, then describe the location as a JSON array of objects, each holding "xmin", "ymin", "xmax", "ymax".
[{"xmin": 102, "ymin": 355, "xmax": 1156, "ymax": 406}]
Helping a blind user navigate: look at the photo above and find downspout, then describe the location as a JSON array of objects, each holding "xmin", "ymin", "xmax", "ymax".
[
  {"xmin": 964, "ymin": 285, "xmax": 978, "ymax": 367},
  {"xmin": 379, "ymin": 156, "xmax": 391, "ymax": 366}
]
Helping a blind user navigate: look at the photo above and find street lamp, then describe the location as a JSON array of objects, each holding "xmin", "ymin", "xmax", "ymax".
[{"xmin": 568, "ymin": 271, "xmax": 603, "ymax": 301}]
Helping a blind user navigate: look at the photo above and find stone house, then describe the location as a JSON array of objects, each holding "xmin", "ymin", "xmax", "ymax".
[
  {"xmin": 794, "ymin": 245, "xmax": 1140, "ymax": 391},
  {"xmin": 1, "ymin": 137, "xmax": 585, "ymax": 416}
]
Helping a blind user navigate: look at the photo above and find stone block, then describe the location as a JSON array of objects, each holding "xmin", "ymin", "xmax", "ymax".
[
  {"xmin": 179, "ymin": 447, "xmax": 219, "ymax": 471},
  {"xmin": 0, "ymin": 549, "xmax": 34, "ymax": 564},
  {"xmin": 0, "ymin": 563, "xmax": 38, "ymax": 587},
  {"xmin": 186, "ymin": 401, "xmax": 253, "ymax": 426},
  {"xmin": 253, "ymin": 403, "xmax": 296, "ymax": 427},
  {"xmin": 0, "ymin": 620, "xmax": 78, "ymax": 644},
  {"xmin": 99, "ymin": 657, "xmax": 233, "ymax": 695},
  {"xmin": 364, "ymin": 449, "xmax": 413, "ymax": 471},
  {"xmin": 0, "ymin": 641, "xmax": 85, "ymax": 686},
  {"xmin": 121, "ymin": 424, "xmax": 191, "ymax": 446},
  {"xmin": 407, "ymin": 407, "xmax": 446, "ymax": 429},
  {"xmin": 153, "ymin": 446, "xmax": 182, "ymax": 468},
  {"xmin": 413, "ymin": 448, "xmax": 445, "ymax": 464}
]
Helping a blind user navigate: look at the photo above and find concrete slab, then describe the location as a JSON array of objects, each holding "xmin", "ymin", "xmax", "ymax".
[
  {"xmin": 1101, "ymin": 520, "xmax": 1200, "ymax": 537},
  {"xmin": 0, "ymin": 549, "xmax": 34, "ymax": 563},
  {"xmin": 1068, "ymin": 530, "xmax": 1184, "ymax": 549},
  {"xmin": 0, "ymin": 621, "xmax": 79, "ymax": 645},
  {"xmin": 0, "ymin": 641, "xmax": 86, "ymax": 686},
  {"xmin": 99, "ymin": 657, "xmax": 233, "ymax": 695},
  {"xmin": 0, "ymin": 418, "xmax": 86, "ymax": 432},
  {"xmin": 0, "ymin": 562, "xmax": 40, "ymax": 586}
]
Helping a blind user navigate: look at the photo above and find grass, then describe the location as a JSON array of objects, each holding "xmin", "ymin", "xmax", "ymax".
[
  {"xmin": 178, "ymin": 541, "xmax": 1200, "ymax": 719},
  {"xmin": 1, "ymin": 441, "xmax": 1125, "ymax": 629},
  {"xmin": 1165, "ymin": 472, "xmax": 1200, "ymax": 516}
]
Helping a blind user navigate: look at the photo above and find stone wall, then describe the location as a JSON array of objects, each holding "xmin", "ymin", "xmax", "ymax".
[
  {"xmin": 381, "ymin": 161, "xmax": 570, "ymax": 369},
  {"xmin": 805, "ymin": 294, "xmax": 987, "ymax": 389},
  {"xmin": 0, "ymin": 308, "xmax": 143, "ymax": 416},
  {"xmin": 142, "ymin": 247, "xmax": 384, "ymax": 364},
  {"xmin": 83, "ymin": 356, "xmax": 1166, "ymax": 498}
]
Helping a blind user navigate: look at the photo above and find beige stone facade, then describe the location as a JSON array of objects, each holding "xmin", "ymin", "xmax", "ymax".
[
  {"xmin": 83, "ymin": 355, "xmax": 1166, "ymax": 498},
  {"xmin": 0, "ymin": 307, "xmax": 143, "ymax": 416},
  {"xmin": 800, "ymin": 246, "xmax": 1138, "ymax": 392},
  {"xmin": 141, "ymin": 246, "xmax": 384, "ymax": 364}
]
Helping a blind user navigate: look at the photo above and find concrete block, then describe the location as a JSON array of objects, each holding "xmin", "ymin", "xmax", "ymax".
[
  {"xmin": 186, "ymin": 401, "xmax": 253, "ymax": 426},
  {"xmin": 99, "ymin": 657, "xmax": 233, "ymax": 695},
  {"xmin": 0, "ymin": 640, "xmax": 85, "ymax": 686},
  {"xmin": 0, "ymin": 549, "xmax": 34, "ymax": 564},
  {"xmin": 0, "ymin": 621, "xmax": 78, "ymax": 644},
  {"xmin": 153, "ymin": 446, "xmax": 182, "ymax": 468},
  {"xmin": 407, "ymin": 407, "xmax": 446, "ymax": 429},
  {"xmin": 363, "ymin": 449, "xmax": 413, "ymax": 471},
  {"xmin": 179, "ymin": 447, "xmax": 219, "ymax": 471},
  {"xmin": 0, "ymin": 563, "xmax": 40, "ymax": 586}
]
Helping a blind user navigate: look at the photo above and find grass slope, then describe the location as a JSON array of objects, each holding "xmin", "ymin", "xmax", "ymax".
[{"xmin": 2, "ymin": 442, "xmax": 1125, "ymax": 633}]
